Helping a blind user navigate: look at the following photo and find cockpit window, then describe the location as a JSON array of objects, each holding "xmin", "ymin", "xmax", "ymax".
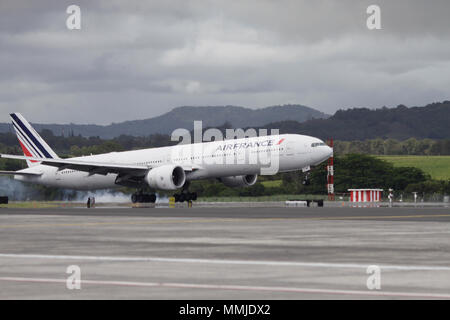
[{"xmin": 311, "ymin": 142, "xmax": 327, "ymax": 147}]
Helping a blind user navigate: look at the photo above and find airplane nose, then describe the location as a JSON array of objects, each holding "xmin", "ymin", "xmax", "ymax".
[
  {"xmin": 319, "ymin": 146, "xmax": 333, "ymax": 161},
  {"xmin": 311, "ymin": 145, "xmax": 333, "ymax": 165},
  {"xmin": 326, "ymin": 146, "xmax": 333, "ymax": 158}
]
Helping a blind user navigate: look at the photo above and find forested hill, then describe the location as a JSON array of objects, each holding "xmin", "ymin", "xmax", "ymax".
[
  {"xmin": 261, "ymin": 101, "xmax": 450, "ymax": 140},
  {"xmin": 0, "ymin": 104, "xmax": 328, "ymax": 139},
  {"xmin": 0, "ymin": 101, "xmax": 448, "ymax": 140}
]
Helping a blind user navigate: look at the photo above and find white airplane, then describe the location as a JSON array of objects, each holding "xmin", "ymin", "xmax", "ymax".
[{"xmin": 0, "ymin": 113, "xmax": 332, "ymax": 203}]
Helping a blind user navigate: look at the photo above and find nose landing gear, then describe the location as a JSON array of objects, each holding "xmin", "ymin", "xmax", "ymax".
[
  {"xmin": 302, "ymin": 175, "xmax": 310, "ymax": 186},
  {"xmin": 302, "ymin": 171, "xmax": 311, "ymax": 186}
]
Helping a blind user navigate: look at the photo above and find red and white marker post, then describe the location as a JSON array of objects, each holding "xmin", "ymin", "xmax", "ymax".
[{"xmin": 327, "ymin": 138, "xmax": 334, "ymax": 201}]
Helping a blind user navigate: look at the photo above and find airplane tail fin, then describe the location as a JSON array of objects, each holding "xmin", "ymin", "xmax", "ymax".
[{"xmin": 9, "ymin": 113, "xmax": 59, "ymax": 167}]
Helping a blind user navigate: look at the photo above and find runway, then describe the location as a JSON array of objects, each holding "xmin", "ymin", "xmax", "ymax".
[{"xmin": 0, "ymin": 206, "xmax": 449, "ymax": 299}]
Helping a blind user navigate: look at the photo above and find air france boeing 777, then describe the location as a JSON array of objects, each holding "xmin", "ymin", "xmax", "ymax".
[{"xmin": 0, "ymin": 113, "xmax": 332, "ymax": 203}]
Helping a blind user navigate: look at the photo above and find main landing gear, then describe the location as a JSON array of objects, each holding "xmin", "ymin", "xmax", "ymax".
[
  {"xmin": 173, "ymin": 181, "xmax": 197, "ymax": 203},
  {"xmin": 173, "ymin": 192, "xmax": 197, "ymax": 203},
  {"xmin": 131, "ymin": 191, "xmax": 156, "ymax": 203},
  {"xmin": 131, "ymin": 186, "xmax": 197, "ymax": 204}
]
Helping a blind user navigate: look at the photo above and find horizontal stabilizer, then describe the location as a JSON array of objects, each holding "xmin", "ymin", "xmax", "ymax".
[{"xmin": 0, "ymin": 170, "xmax": 42, "ymax": 176}]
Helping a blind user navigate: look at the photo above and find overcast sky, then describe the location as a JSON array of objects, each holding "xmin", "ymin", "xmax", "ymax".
[{"xmin": 0, "ymin": 0, "xmax": 449, "ymax": 124}]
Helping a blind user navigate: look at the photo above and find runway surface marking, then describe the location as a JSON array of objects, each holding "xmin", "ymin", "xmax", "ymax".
[
  {"xmin": 1, "ymin": 253, "xmax": 450, "ymax": 271},
  {"xmin": 0, "ymin": 276, "xmax": 449, "ymax": 299},
  {"xmin": 0, "ymin": 213, "xmax": 450, "ymax": 229}
]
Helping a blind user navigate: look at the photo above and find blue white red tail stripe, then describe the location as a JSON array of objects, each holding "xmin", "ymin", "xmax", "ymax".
[
  {"xmin": 16, "ymin": 131, "xmax": 39, "ymax": 158},
  {"xmin": 9, "ymin": 113, "xmax": 59, "ymax": 168},
  {"xmin": 11, "ymin": 120, "xmax": 44, "ymax": 158},
  {"xmin": 10, "ymin": 113, "xmax": 53, "ymax": 158}
]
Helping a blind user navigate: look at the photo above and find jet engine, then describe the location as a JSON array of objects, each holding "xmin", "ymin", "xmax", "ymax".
[
  {"xmin": 219, "ymin": 174, "xmax": 257, "ymax": 188},
  {"xmin": 145, "ymin": 165, "xmax": 186, "ymax": 190}
]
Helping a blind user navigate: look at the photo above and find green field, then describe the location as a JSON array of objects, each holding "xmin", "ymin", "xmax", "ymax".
[
  {"xmin": 0, "ymin": 201, "xmax": 62, "ymax": 208},
  {"xmin": 377, "ymin": 156, "xmax": 450, "ymax": 180},
  {"xmin": 260, "ymin": 180, "xmax": 283, "ymax": 188}
]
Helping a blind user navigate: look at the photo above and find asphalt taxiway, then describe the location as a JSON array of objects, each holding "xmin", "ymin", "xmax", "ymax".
[{"xmin": 0, "ymin": 206, "xmax": 449, "ymax": 299}]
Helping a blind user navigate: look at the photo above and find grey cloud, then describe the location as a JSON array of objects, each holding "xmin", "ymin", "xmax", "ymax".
[{"xmin": 0, "ymin": 1, "xmax": 449, "ymax": 124}]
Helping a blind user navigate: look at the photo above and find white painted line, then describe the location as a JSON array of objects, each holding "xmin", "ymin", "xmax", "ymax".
[
  {"xmin": 1, "ymin": 253, "xmax": 450, "ymax": 271},
  {"xmin": 0, "ymin": 276, "xmax": 449, "ymax": 299}
]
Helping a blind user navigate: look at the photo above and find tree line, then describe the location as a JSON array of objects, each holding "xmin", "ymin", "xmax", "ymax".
[
  {"xmin": 334, "ymin": 138, "xmax": 450, "ymax": 155},
  {"xmin": 0, "ymin": 130, "xmax": 449, "ymax": 160},
  {"xmin": 193, "ymin": 154, "xmax": 448, "ymax": 199},
  {"xmin": 0, "ymin": 130, "xmax": 448, "ymax": 200},
  {"xmin": 1, "ymin": 153, "xmax": 447, "ymax": 201}
]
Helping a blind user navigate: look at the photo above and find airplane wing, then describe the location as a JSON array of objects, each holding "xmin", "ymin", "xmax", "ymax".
[
  {"xmin": 0, "ymin": 170, "xmax": 43, "ymax": 176},
  {"xmin": 0, "ymin": 154, "xmax": 150, "ymax": 176},
  {"xmin": 0, "ymin": 154, "xmax": 199, "ymax": 176}
]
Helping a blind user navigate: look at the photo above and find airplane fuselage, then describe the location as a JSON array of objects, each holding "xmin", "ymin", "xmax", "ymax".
[{"xmin": 14, "ymin": 134, "xmax": 332, "ymax": 190}]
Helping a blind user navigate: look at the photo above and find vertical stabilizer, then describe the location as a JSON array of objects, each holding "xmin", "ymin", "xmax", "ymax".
[{"xmin": 9, "ymin": 113, "xmax": 59, "ymax": 167}]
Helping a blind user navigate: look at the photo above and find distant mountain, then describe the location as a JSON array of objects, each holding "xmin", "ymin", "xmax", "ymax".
[
  {"xmin": 2, "ymin": 102, "xmax": 448, "ymax": 141},
  {"xmin": 0, "ymin": 104, "xmax": 329, "ymax": 139},
  {"xmin": 260, "ymin": 101, "xmax": 450, "ymax": 140}
]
